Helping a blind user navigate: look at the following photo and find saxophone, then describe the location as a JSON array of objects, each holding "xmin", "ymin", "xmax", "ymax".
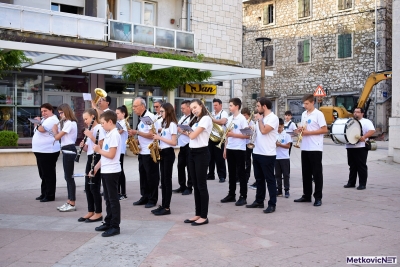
[
  {"xmin": 126, "ymin": 115, "xmax": 140, "ymax": 155},
  {"xmin": 148, "ymin": 116, "xmax": 162, "ymax": 163}
]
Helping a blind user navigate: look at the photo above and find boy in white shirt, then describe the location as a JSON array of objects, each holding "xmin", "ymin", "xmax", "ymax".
[
  {"xmin": 284, "ymin": 110, "xmax": 297, "ymax": 155},
  {"xmin": 275, "ymin": 118, "xmax": 292, "ymax": 198},
  {"xmin": 92, "ymin": 111, "xmax": 122, "ymax": 237}
]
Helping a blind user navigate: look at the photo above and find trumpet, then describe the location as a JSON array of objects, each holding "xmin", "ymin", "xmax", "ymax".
[
  {"xmin": 294, "ymin": 122, "xmax": 307, "ymax": 148},
  {"xmin": 216, "ymin": 120, "xmax": 235, "ymax": 149}
]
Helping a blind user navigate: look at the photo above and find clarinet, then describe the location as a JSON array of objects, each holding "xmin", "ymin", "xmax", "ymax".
[
  {"xmin": 75, "ymin": 117, "xmax": 95, "ymax": 162},
  {"xmin": 88, "ymin": 129, "xmax": 100, "ymax": 183}
]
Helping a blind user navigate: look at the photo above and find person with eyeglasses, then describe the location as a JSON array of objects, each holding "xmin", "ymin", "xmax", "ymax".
[
  {"xmin": 92, "ymin": 95, "xmax": 112, "ymax": 115},
  {"xmin": 153, "ymin": 99, "xmax": 163, "ymax": 133}
]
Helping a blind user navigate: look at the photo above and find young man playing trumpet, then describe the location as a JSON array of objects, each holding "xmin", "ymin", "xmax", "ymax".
[{"xmin": 221, "ymin": 98, "xmax": 249, "ymax": 206}]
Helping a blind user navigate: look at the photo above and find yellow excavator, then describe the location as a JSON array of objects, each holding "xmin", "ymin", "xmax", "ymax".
[{"xmin": 320, "ymin": 70, "xmax": 392, "ymax": 126}]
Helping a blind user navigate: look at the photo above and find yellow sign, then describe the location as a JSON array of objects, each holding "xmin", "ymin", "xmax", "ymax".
[{"xmin": 185, "ymin": 84, "xmax": 217, "ymax": 95}]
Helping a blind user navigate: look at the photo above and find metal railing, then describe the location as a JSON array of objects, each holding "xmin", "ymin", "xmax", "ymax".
[
  {"xmin": 108, "ymin": 20, "xmax": 195, "ymax": 52},
  {"xmin": 0, "ymin": 3, "xmax": 106, "ymax": 41}
]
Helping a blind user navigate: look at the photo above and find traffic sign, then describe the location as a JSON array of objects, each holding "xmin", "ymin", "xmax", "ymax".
[{"xmin": 313, "ymin": 85, "xmax": 326, "ymax": 97}]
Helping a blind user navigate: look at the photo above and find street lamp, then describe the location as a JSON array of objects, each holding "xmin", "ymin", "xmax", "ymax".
[{"xmin": 255, "ymin": 37, "xmax": 272, "ymax": 97}]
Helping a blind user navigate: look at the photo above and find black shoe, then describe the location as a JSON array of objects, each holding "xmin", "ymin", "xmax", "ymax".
[
  {"xmin": 219, "ymin": 178, "xmax": 226, "ymax": 183},
  {"xmin": 145, "ymin": 203, "xmax": 156, "ymax": 208},
  {"xmin": 184, "ymin": 219, "xmax": 197, "ymax": 223},
  {"xmin": 357, "ymin": 185, "xmax": 366, "ymax": 190},
  {"xmin": 154, "ymin": 208, "xmax": 171, "ymax": 216},
  {"xmin": 191, "ymin": 218, "xmax": 209, "ymax": 226},
  {"xmin": 35, "ymin": 195, "xmax": 44, "ymax": 200},
  {"xmin": 78, "ymin": 217, "xmax": 88, "ymax": 222},
  {"xmin": 85, "ymin": 216, "xmax": 103, "ymax": 223},
  {"xmin": 40, "ymin": 198, "xmax": 55, "ymax": 202},
  {"xmin": 314, "ymin": 199, "xmax": 322, "ymax": 206},
  {"xmin": 344, "ymin": 184, "xmax": 356, "ymax": 188},
  {"xmin": 182, "ymin": 189, "xmax": 192, "ymax": 195},
  {"xmin": 151, "ymin": 205, "xmax": 163, "ymax": 214},
  {"xmin": 101, "ymin": 227, "xmax": 120, "ymax": 237},
  {"xmin": 172, "ymin": 188, "xmax": 184, "ymax": 193},
  {"xmin": 220, "ymin": 195, "xmax": 236, "ymax": 203},
  {"xmin": 207, "ymin": 174, "xmax": 215, "ymax": 180},
  {"xmin": 235, "ymin": 196, "xmax": 247, "ymax": 206},
  {"xmin": 263, "ymin": 205, "xmax": 276, "ymax": 213},
  {"xmin": 294, "ymin": 197, "xmax": 311, "ymax": 203},
  {"xmin": 133, "ymin": 198, "xmax": 148, "ymax": 206},
  {"xmin": 246, "ymin": 202, "xmax": 264, "ymax": 208},
  {"xmin": 277, "ymin": 191, "xmax": 283, "ymax": 197},
  {"xmin": 95, "ymin": 223, "xmax": 110, "ymax": 232}
]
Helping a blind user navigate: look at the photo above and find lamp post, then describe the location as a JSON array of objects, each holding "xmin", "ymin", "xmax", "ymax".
[{"xmin": 255, "ymin": 37, "xmax": 272, "ymax": 97}]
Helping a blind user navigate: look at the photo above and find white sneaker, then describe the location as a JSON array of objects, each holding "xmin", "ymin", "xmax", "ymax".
[
  {"xmin": 59, "ymin": 204, "xmax": 76, "ymax": 212},
  {"xmin": 57, "ymin": 203, "xmax": 68, "ymax": 210}
]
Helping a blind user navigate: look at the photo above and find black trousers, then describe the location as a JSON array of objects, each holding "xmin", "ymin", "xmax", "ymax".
[
  {"xmin": 245, "ymin": 146, "xmax": 253, "ymax": 182},
  {"xmin": 208, "ymin": 139, "xmax": 226, "ymax": 179},
  {"xmin": 85, "ymin": 154, "xmax": 102, "ymax": 213},
  {"xmin": 347, "ymin": 147, "xmax": 368, "ymax": 186},
  {"xmin": 138, "ymin": 154, "xmax": 159, "ymax": 204},
  {"xmin": 118, "ymin": 154, "xmax": 126, "ymax": 195},
  {"xmin": 189, "ymin": 147, "xmax": 210, "ymax": 218},
  {"xmin": 226, "ymin": 149, "xmax": 247, "ymax": 198},
  {"xmin": 160, "ymin": 148, "xmax": 175, "ymax": 208},
  {"xmin": 102, "ymin": 172, "xmax": 121, "ymax": 228},
  {"xmin": 253, "ymin": 154, "xmax": 277, "ymax": 206},
  {"xmin": 275, "ymin": 159, "xmax": 290, "ymax": 192},
  {"xmin": 61, "ymin": 144, "xmax": 77, "ymax": 201},
  {"xmin": 177, "ymin": 144, "xmax": 192, "ymax": 190},
  {"xmin": 301, "ymin": 151, "xmax": 323, "ymax": 200},
  {"xmin": 34, "ymin": 152, "xmax": 60, "ymax": 200}
]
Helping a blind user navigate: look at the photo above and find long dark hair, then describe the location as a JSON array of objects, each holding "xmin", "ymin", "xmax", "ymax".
[
  {"xmin": 83, "ymin": 108, "xmax": 99, "ymax": 124},
  {"xmin": 161, "ymin": 103, "xmax": 177, "ymax": 128},
  {"xmin": 58, "ymin": 103, "xmax": 77, "ymax": 129},
  {"xmin": 116, "ymin": 105, "xmax": 128, "ymax": 119},
  {"xmin": 189, "ymin": 99, "xmax": 207, "ymax": 127}
]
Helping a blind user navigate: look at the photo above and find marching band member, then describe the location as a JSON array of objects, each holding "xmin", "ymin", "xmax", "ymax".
[
  {"xmin": 78, "ymin": 109, "xmax": 104, "ymax": 222},
  {"xmin": 183, "ymin": 99, "xmax": 212, "ymax": 226},
  {"xmin": 241, "ymin": 107, "xmax": 255, "ymax": 187},
  {"xmin": 116, "ymin": 105, "xmax": 129, "ymax": 201},
  {"xmin": 221, "ymin": 98, "xmax": 249, "ymax": 206},
  {"xmin": 174, "ymin": 100, "xmax": 193, "ymax": 195},
  {"xmin": 207, "ymin": 98, "xmax": 228, "ymax": 183},
  {"xmin": 151, "ymin": 103, "xmax": 178, "ymax": 216},
  {"xmin": 246, "ymin": 97, "xmax": 279, "ymax": 214},
  {"xmin": 52, "ymin": 103, "xmax": 78, "ymax": 212},
  {"xmin": 129, "ymin": 97, "xmax": 159, "ymax": 208},
  {"xmin": 275, "ymin": 118, "xmax": 292, "ymax": 198}
]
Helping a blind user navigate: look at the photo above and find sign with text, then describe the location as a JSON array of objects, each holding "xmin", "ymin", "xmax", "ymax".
[{"xmin": 185, "ymin": 84, "xmax": 217, "ymax": 95}]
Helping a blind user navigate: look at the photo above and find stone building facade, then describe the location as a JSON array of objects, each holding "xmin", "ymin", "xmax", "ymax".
[{"xmin": 242, "ymin": 0, "xmax": 392, "ymax": 131}]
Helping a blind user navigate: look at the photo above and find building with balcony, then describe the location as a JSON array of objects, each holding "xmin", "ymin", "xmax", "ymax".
[
  {"xmin": 242, "ymin": 0, "xmax": 392, "ymax": 134},
  {"xmin": 0, "ymin": 0, "xmax": 245, "ymax": 144}
]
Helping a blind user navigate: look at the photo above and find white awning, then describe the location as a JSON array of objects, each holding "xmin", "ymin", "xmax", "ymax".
[
  {"xmin": 1, "ymin": 40, "xmax": 273, "ymax": 81},
  {"xmin": 82, "ymin": 55, "xmax": 273, "ymax": 81},
  {"xmin": 0, "ymin": 40, "xmax": 116, "ymax": 72}
]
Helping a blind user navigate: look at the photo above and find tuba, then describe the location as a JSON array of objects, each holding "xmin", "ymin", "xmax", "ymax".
[
  {"xmin": 148, "ymin": 116, "xmax": 162, "ymax": 163},
  {"xmin": 126, "ymin": 114, "xmax": 140, "ymax": 155},
  {"xmin": 93, "ymin": 88, "xmax": 107, "ymax": 104},
  {"xmin": 200, "ymin": 98, "xmax": 224, "ymax": 142}
]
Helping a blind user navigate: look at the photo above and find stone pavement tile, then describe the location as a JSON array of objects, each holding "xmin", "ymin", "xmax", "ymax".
[
  {"xmin": 0, "ymin": 228, "xmax": 32, "ymax": 248},
  {"xmin": 56, "ymin": 253, "xmax": 103, "ymax": 266},
  {"xmin": 236, "ymin": 236, "xmax": 278, "ymax": 250},
  {"xmin": 95, "ymin": 255, "xmax": 143, "ymax": 267},
  {"xmin": 208, "ymin": 228, "xmax": 254, "ymax": 242},
  {"xmin": 140, "ymin": 253, "xmax": 196, "ymax": 267},
  {"xmin": 4, "ymin": 230, "xmax": 64, "ymax": 249},
  {"xmin": 0, "ymin": 245, "xmax": 36, "ymax": 266},
  {"xmin": 7, "ymin": 261, "xmax": 53, "ymax": 267},
  {"xmin": 19, "ymin": 249, "xmax": 70, "ymax": 264}
]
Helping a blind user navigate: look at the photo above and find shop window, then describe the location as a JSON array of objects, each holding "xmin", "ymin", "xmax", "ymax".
[
  {"xmin": 44, "ymin": 74, "xmax": 88, "ymax": 93},
  {"xmin": 51, "ymin": 3, "xmax": 83, "ymax": 15}
]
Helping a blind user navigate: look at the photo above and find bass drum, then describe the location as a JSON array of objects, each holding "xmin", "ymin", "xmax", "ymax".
[{"xmin": 330, "ymin": 118, "xmax": 362, "ymax": 145}]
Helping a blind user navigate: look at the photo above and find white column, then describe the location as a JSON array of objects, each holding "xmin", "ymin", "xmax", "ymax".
[
  {"xmin": 167, "ymin": 89, "xmax": 175, "ymax": 107},
  {"xmin": 388, "ymin": 0, "xmax": 400, "ymax": 162}
]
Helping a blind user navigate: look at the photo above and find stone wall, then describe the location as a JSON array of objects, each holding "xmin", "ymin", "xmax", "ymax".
[{"xmin": 243, "ymin": 0, "xmax": 392, "ymax": 130}]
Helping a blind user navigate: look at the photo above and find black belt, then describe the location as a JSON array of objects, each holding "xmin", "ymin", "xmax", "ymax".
[
  {"xmin": 180, "ymin": 143, "xmax": 189, "ymax": 148},
  {"xmin": 160, "ymin": 147, "xmax": 174, "ymax": 151},
  {"xmin": 189, "ymin": 146, "xmax": 208, "ymax": 151},
  {"xmin": 61, "ymin": 144, "xmax": 76, "ymax": 150}
]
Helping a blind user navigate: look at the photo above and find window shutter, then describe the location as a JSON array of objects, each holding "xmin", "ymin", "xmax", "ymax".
[
  {"xmin": 263, "ymin": 6, "xmax": 268, "ymax": 25},
  {"xmin": 304, "ymin": 0, "xmax": 310, "ymax": 17},
  {"xmin": 303, "ymin": 39, "xmax": 310, "ymax": 62},
  {"xmin": 343, "ymin": 34, "xmax": 352, "ymax": 58},
  {"xmin": 345, "ymin": 0, "xmax": 352, "ymax": 9},
  {"xmin": 298, "ymin": 0, "xmax": 304, "ymax": 18},
  {"xmin": 268, "ymin": 4, "xmax": 274, "ymax": 24},
  {"xmin": 298, "ymin": 41, "xmax": 304, "ymax": 63},
  {"xmin": 266, "ymin": 46, "xmax": 274, "ymax": 66},
  {"xmin": 338, "ymin": 35, "xmax": 344, "ymax": 58},
  {"xmin": 338, "ymin": 0, "xmax": 344, "ymax": 10}
]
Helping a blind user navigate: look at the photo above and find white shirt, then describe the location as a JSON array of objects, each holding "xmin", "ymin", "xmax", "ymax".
[
  {"xmin": 226, "ymin": 113, "xmax": 247, "ymax": 151},
  {"xmin": 117, "ymin": 119, "xmax": 128, "ymax": 154},
  {"xmin": 159, "ymin": 122, "xmax": 177, "ymax": 149},
  {"xmin": 276, "ymin": 131, "xmax": 292, "ymax": 159},
  {"xmin": 86, "ymin": 124, "xmax": 105, "ymax": 155},
  {"xmin": 59, "ymin": 120, "xmax": 77, "ymax": 147},
  {"xmin": 300, "ymin": 109, "xmax": 327, "ymax": 151},
  {"xmin": 246, "ymin": 120, "xmax": 255, "ymax": 145},
  {"xmin": 212, "ymin": 109, "xmax": 229, "ymax": 134},
  {"xmin": 155, "ymin": 113, "xmax": 162, "ymax": 131},
  {"xmin": 284, "ymin": 120, "xmax": 297, "ymax": 136},
  {"xmin": 253, "ymin": 112, "xmax": 279, "ymax": 156},
  {"xmin": 345, "ymin": 118, "xmax": 375, "ymax": 149},
  {"xmin": 138, "ymin": 111, "xmax": 157, "ymax": 155},
  {"xmin": 189, "ymin": 116, "xmax": 212, "ymax": 148},
  {"xmin": 32, "ymin": 115, "xmax": 61, "ymax": 153},
  {"xmin": 101, "ymin": 128, "xmax": 121, "ymax": 173},
  {"xmin": 177, "ymin": 114, "xmax": 191, "ymax": 147}
]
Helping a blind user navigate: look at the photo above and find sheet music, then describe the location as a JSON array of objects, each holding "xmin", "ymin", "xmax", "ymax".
[
  {"xmin": 83, "ymin": 93, "xmax": 92, "ymax": 101},
  {"xmin": 139, "ymin": 116, "xmax": 154, "ymax": 125},
  {"xmin": 178, "ymin": 124, "xmax": 193, "ymax": 132},
  {"xmin": 240, "ymin": 127, "xmax": 253, "ymax": 136},
  {"xmin": 28, "ymin": 118, "xmax": 41, "ymax": 124}
]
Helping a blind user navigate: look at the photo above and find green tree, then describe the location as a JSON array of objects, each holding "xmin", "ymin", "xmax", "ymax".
[
  {"xmin": 122, "ymin": 51, "xmax": 212, "ymax": 94},
  {"xmin": 0, "ymin": 50, "xmax": 32, "ymax": 79}
]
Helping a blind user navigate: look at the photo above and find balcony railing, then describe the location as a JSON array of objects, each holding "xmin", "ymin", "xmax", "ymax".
[
  {"xmin": 0, "ymin": 3, "xmax": 106, "ymax": 41},
  {"xmin": 108, "ymin": 20, "xmax": 195, "ymax": 52}
]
